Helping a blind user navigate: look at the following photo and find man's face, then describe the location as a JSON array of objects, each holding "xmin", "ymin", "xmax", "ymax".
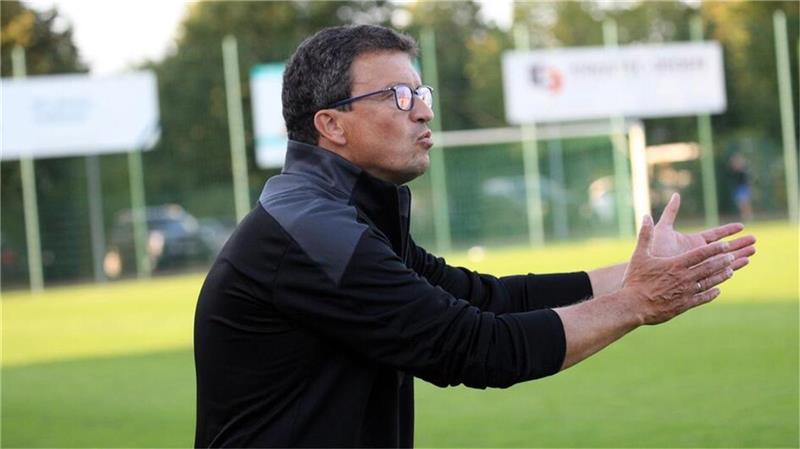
[{"xmin": 335, "ymin": 51, "xmax": 434, "ymax": 185}]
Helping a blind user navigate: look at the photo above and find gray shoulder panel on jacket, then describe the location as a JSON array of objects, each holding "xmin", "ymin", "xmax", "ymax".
[{"xmin": 260, "ymin": 173, "xmax": 367, "ymax": 285}]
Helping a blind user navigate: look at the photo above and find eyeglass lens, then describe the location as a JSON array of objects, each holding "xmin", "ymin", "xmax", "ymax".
[{"xmin": 395, "ymin": 85, "xmax": 432, "ymax": 111}]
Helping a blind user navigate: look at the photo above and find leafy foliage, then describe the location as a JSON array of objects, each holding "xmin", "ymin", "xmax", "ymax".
[{"xmin": 1, "ymin": 0, "xmax": 87, "ymax": 76}]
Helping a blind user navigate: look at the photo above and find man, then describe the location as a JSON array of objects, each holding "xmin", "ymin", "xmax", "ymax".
[{"xmin": 194, "ymin": 25, "xmax": 755, "ymax": 447}]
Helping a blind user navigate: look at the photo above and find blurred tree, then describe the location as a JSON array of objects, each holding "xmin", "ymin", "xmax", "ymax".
[
  {"xmin": 702, "ymin": 1, "xmax": 799, "ymax": 140},
  {"xmin": 402, "ymin": 1, "xmax": 510, "ymax": 130},
  {"xmin": 513, "ymin": 2, "xmax": 604, "ymax": 48},
  {"xmin": 462, "ymin": 26, "xmax": 513, "ymax": 128},
  {"xmin": 1, "ymin": 0, "xmax": 87, "ymax": 76}
]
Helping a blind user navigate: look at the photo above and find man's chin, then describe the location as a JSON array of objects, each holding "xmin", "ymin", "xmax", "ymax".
[{"xmin": 393, "ymin": 165, "xmax": 428, "ymax": 185}]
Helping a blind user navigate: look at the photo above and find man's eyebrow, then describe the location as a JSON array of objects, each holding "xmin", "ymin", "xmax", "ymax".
[
  {"xmin": 350, "ymin": 80, "xmax": 391, "ymax": 90},
  {"xmin": 350, "ymin": 81, "xmax": 422, "ymax": 92},
  {"xmin": 381, "ymin": 81, "xmax": 423, "ymax": 89}
]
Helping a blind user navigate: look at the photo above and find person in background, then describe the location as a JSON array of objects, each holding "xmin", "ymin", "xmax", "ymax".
[{"xmin": 729, "ymin": 152, "xmax": 754, "ymax": 221}]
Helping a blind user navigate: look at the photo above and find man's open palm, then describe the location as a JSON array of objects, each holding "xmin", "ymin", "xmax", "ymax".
[{"xmin": 651, "ymin": 193, "xmax": 755, "ymax": 271}]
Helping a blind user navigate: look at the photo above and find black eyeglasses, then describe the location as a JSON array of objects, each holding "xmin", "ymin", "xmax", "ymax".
[{"xmin": 326, "ymin": 84, "xmax": 434, "ymax": 112}]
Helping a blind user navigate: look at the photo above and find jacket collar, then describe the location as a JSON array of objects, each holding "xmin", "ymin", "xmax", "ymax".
[
  {"xmin": 281, "ymin": 140, "xmax": 411, "ymax": 256},
  {"xmin": 282, "ymin": 140, "xmax": 363, "ymax": 197}
]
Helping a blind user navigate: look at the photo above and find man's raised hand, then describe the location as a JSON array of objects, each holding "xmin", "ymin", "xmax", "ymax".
[
  {"xmin": 652, "ymin": 193, "xmax": 755, "ymax": 272},
  {"xmin": 621, "ymin": 215, "xmax": 735, "ymax": 326}
]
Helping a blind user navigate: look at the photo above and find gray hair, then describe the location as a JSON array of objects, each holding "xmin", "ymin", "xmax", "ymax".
[{"xmin": 282, "ymin": 25, "xmax": 418, "ymax": 145}]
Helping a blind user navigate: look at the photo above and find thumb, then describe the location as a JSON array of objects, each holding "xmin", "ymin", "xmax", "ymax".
[{"xmin": 633, "ymin": 215, "xmax": 654, "ymax": 257}]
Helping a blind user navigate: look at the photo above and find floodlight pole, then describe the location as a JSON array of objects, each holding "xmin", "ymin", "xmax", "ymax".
[
  {"xmin": 12, "ymin": 45, "xmax": 44, "ymax": 292},
  {"xmin": 773, "ymin": 10, "xmax": 799, "ymax": 224},
  {"xmin": 691, "ymin": 16, "xmax": 720, "ymax": 227},
  {"xmin": 222, "ymin": 35, "xmax": 251, "ymax": 223},
  {"xmin": 603, "ymin": 19, "xmax": 635, "ymax": 238},
  {"xmin": 421, "ymin": 28, "xmax": 452, "ymax": 254},
  {"xmin": 513, "ymin": 24, "xmax": 545, "ymax": 247}
]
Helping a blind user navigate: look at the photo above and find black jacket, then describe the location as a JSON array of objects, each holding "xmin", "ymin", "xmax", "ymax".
[{"xmin": 194, "ymin": 140, "xmax": 593, "ymax": 447}]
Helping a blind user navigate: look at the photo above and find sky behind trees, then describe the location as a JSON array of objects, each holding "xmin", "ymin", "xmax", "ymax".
[{"xmin": 22, "ymin": 0, "xmax": 512, "ymax": 74}]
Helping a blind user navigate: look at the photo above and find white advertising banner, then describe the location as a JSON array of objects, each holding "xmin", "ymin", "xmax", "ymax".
[
  {"xmin": 502, "ymin": 42, "xmax": 726, "ymax": 124},
  {"xmin": 1, "ymin": 71, "xmax": 159, "ymax": 160},
  {"xmin": 250, "ymin": 63, "xmax": 287, "ymax": 169}
]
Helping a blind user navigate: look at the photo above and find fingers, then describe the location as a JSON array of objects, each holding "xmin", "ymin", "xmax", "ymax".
[
  {"xmin": 687, "ymin": 287, "xmax": 722, "ymax": 311},
  {"xmin": 699, "ymin": 223, "xmax": 745, "ymax": 243},
  {"xmin": 658, "ymin": 193, "xmax": 681, "ymax": 227},
  {"xmin": 727, "ymin": 235, "xmax": 756, "ymax": 252},
  {"xmin": 731, "ymin": 256, "xmax": 750, "ymax": 271},
  {"xmin": 726, "ymin": 235, "xmax": 756, "ymax": 271},
  {"xmin": 677, "ymin": 240, "xmax": 729, "ymax": 268},
  {"xmin": 695, "ymin": 265, "xmax": 734, "ymax": 290},
  {"xmin": 633, "ymin": 215, "xmax": 654, "ymax": 257},
  {"xmin": 689, "ymin": 253, "xmax": 734, "ymax": 282},
  {"xmin": 731, "ymin": 245, "xmax": 755, "ymax": 264}
]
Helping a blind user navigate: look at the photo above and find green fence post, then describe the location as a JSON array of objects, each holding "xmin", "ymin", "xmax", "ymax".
[
  {"xmin": 128, "ymin": 147, "xmax": 151, "ymax": 278},
  {"xmin": 513, "ymin": 24, "xmax": 545, "ymax": 247},
  {"xmin": 691, "ymin": 15, "xmax": 720, "ymax": 227},
  {"xmin": 12, "ymin": 45, "xmax": 44, "ymax": 292},
  {"xmin": 603, "ymin": 19, "xmax": 634, "ymax": 238},
  {"xmin": 421, "ymin": 28, "xmax": 452, "ymax": 254},
  {"xmin": 773, "ymin": 10, "xmax": 799, "ymax": 223},
  {"xmin": 548, "ymin": 137, "xmax": 568, "ymax": 240},
  {"xmin": 85, "ymin": 154, "xmax": 107, "ymax": 283},
  {"xmin": 223, "ymin": 35, "xmax": 251, "ymax": 223}
]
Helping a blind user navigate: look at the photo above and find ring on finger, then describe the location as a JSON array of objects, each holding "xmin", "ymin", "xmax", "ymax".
[{"xmin": 696, "ymin": 281, "xmax": 703, "ymax": 293}]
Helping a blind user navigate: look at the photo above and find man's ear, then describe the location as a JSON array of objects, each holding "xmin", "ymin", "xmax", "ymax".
[{"xmin": 313, "ymin": 110, "xmax": 347, "ymax": 146}]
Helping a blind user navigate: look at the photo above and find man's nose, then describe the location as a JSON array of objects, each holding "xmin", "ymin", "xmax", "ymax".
[{"xmin": 410, "ymin": 97, "xmax": 434, "ymax": 123}]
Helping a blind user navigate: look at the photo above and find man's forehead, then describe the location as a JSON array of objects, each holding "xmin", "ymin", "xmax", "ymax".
[{"xmin": 350, "ymin": 51, "xmax": 422, "ymax": 87}]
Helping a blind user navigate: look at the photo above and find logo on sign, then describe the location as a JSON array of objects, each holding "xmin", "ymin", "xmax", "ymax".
[{"xmin": 529, "ymin": 65, "xmax": 563, "ymax": 94}]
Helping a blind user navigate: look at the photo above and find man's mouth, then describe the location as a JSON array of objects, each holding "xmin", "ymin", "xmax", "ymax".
[{"xmin": 417, "ymin": 130, "xmax": 433, "ymax": 149}]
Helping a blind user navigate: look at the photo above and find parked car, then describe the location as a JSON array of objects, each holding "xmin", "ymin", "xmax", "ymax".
[
  {"xmin": 197, "ymin": 217, "xmax": 236, "ymax": 259},
  {"xmin": 481, "ymin": 175, "xmax": 574, "ymax": 210},
  {"xmin": 104, "ymin": 204, "xmax": 213, "ymax": 278}
]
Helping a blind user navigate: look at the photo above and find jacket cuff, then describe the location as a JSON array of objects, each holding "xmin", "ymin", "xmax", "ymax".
[
  {"xmin": 527, "ymin": 271, "xmax": 594, "ymax": 307},
  {"xmin": 511, "ymin": 308, "xmax": 566, "ymax": 379}
]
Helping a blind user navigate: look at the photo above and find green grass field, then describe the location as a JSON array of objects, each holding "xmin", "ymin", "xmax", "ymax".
[{"xmin": 2, "ymin": 221, "xmax": 798, "ymax": 447}]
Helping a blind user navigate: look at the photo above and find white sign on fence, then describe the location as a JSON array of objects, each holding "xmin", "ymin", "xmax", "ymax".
[
  {"xmin": 250, "ymin": 63, "xmax": 286, "ymax": 169},
  {"xmin": 1, "ymin": 71, "xmax": 159, "ymax": 160},
  {"xmin": 502, "ymin": 42, "xmax": 726, "ymax": 124}
]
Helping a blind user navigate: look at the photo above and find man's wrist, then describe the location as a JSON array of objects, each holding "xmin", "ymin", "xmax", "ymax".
[
  {"xmin": 588, "ymin": 262, "xmax": 628, "ymax": 297},
  {"xmin": 595, "ymin": 289, "xmax": 644, "ymax": 331},
  {"xmin": 553, "ymin": 289, "xmax": 641, "ymax": 370}
]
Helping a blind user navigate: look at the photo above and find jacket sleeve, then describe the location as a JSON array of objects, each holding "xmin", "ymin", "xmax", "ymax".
[
  {"xmin": 272, "ymin": 228, "xmax": 567, "ymax": 389},
  {"xmin": 406, "ymin": 237, "xmax": 593, "ymax": 314}
]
